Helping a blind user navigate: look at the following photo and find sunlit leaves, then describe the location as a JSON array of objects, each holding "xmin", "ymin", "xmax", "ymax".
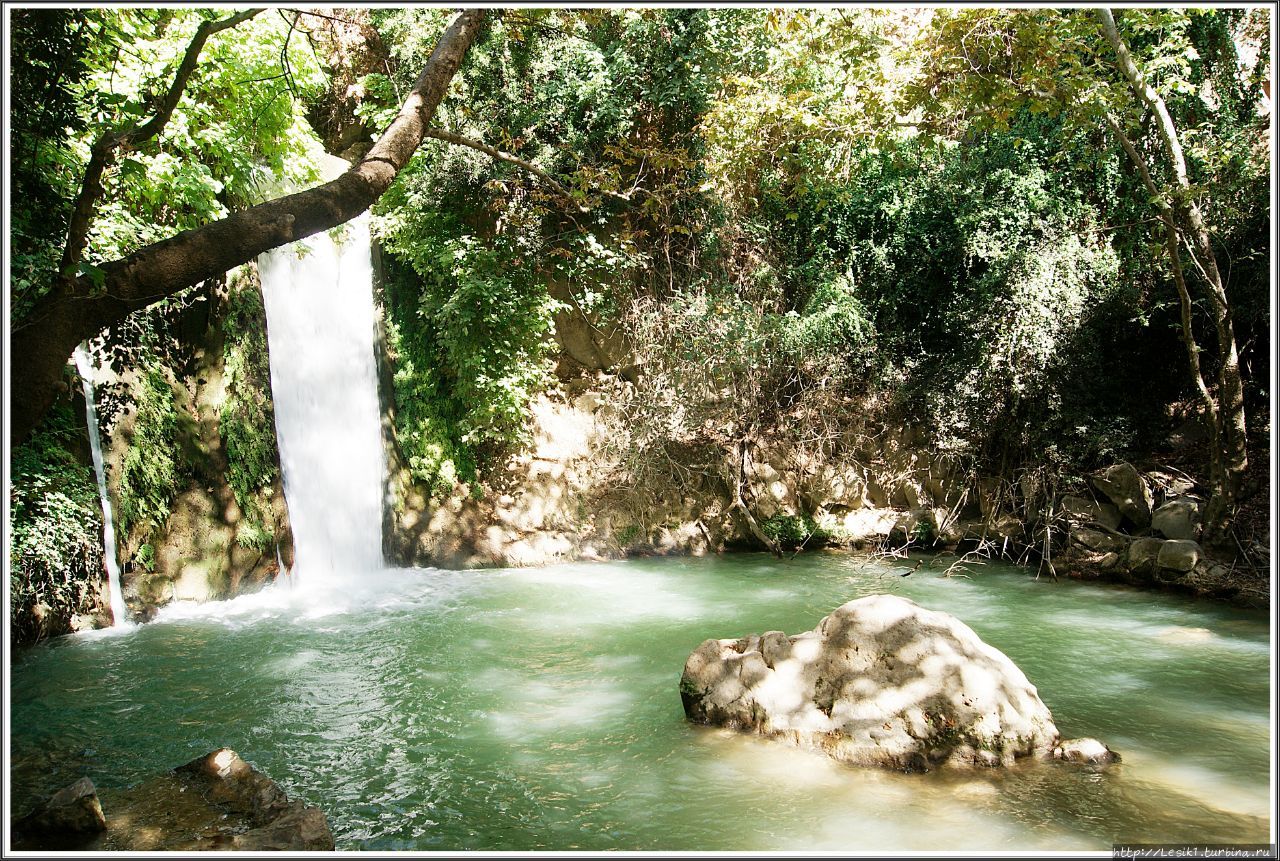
[{"xmin": 13, "ymin": 8, "xmax": 327, "ymax": 276}]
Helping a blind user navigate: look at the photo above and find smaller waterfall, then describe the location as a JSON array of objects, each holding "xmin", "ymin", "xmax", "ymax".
[{"xmin": 73, "ymin": 346, "xmax": 129, "ymax": 627}]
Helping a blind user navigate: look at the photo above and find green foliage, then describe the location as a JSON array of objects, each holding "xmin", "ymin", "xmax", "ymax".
[
  {"xmin": 753, "ymin": 124, "xmax": 1184, "ymax": 466},
  {"xmin": 219, "ymin": 272, "xmax": 280, "ymax": 546},
  {"xmin": 116, "ymin": 360, "xmax": 185, "ymax": 540},
  {"xmin": 133, "ymin": 542, "xmax": 156, "ymax": 573},
  {"xmin": 377, "ymin": 224, "xmax": 561, "ymax": 495},
  {"xmin": 911, "ymin": 517, "xmax": 936, "ymax": 546},
  {"xmin": 8, "ymin": 9, "xmax": 94, "ymax": 320},
  {"xmin": 9, "ymin": 7, "xmax": 325, "ymax": 321},
  {"xmin": 761, "ymin": 513, "xmax": 828, "ymax": 547},
  {"xmin": 9, "ymin": 400, "xmax": 105, "ymax": 645},
  {"xmin": 777, "ymin": 271, "xmax": 876, "ymax": 373},
  {"xmin": 234, "ymin": 521, "xmax": 274, "ymax": 555}
]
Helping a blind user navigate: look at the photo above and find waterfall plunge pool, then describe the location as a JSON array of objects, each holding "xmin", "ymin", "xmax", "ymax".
[{"xmin": 8, "ymin": 553, "xmax": 1272, "ymax": 851}]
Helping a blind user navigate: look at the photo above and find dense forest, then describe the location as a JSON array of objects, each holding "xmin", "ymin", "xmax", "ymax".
[
  {"xmin": 5, "ymin": 6, "xmax": 1275, "ymax": 854},
  {"xmin": 9, "ymin": 4, "xmax": 1271, "ymax": 638},
  {"xmin": 8, "ymin": 6, "xmax": 1272, "ymax": 629}
]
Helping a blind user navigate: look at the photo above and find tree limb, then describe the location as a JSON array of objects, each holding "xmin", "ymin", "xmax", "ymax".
[
  {"xmin": 12, "ymin": 8, "xmax": 489, "ymax": 446},
  {"xmin": 1096, "ymin": 6, "xmax": 1247, "ymax": 539},
  {"xmin": 60, "ymin": 8, "xmax": 265, "ymax": 277},
  {"xmin": 423, "ymin": 126, "xmax": 641, "ymax": 209},
  {"xmin": 1106, "ymin": 114, "xmax": 1222, "ymax": 489}
]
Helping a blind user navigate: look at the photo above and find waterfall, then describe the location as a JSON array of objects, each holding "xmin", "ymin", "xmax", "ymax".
[
  {"xmin": 257, "ymin": 211, "xmax": 385, "ymax": 589},
  {"xmin": 73, "ymin": 347, "xmax": 129, "ymax": 626}
]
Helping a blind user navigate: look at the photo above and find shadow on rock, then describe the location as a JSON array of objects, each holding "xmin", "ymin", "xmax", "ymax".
[{"xmin": 12, "ymin": 748, "xmax": 334, "ymax": 852}]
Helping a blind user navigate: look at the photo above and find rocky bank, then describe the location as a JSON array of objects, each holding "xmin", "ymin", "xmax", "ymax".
[{"xmin": 12, "ymin": 748, "xmax": 333, "ymax": 852}]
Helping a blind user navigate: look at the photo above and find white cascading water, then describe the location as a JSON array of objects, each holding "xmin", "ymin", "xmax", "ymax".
[
  {"xmin": 257, "ymin": 208, "xmax": 385, "ymax": 591},
  {"xmin": 73, "ymin": 346, "xmax": 130, "ymax": 626}
]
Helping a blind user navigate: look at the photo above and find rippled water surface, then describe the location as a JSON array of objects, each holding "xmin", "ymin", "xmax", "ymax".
[{"xmin": 9, "ymin": 554, "xmax": 1272, "ymax": 851}]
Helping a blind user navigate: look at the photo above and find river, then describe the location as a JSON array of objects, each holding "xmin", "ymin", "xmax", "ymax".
[{"xmin": 8, "ymin": 553, "xmax": 1271, "ymax": 851}]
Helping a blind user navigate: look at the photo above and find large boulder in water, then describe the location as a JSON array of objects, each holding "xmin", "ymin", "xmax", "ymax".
[{"xmin": 679, "ymin": 594, "xmax": 1060, "ymax": 771}]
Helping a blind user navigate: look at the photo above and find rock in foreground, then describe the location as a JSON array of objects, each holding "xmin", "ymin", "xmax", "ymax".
[
  {"xmin": 12, "ymin": 748, "xmax": 334, "ymax": 852},
  {"xmin": 680, "ymin": 594, "xmax": 1060, "ymax": 771},
  {"xmin": 170, "ymin": 748, "xmax": 335, "ymax": 851},
  {"xmin": 13, "ymin": 777, "xmax": 107, "ymax": 847}
]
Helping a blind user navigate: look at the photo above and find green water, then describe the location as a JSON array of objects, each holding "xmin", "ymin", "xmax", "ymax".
[{"xmin": 8, "ymin": 554, "xmax": 1273, "ymax": 851}]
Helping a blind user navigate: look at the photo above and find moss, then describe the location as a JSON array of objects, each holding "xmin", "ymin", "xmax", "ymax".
[
  {"xmin": 117, "ymin": 361, "xmax": 185, "ymax": 540},
  {"xmin": 136, "ymin": 573, "xmax": 171, "ymax": 606},
  {"xmin": 205, "ymin": 557, "xmax": 230, "ymax": 599},
  {"xmin": 616, "ymin": 524, "xmax": 642, "ymax": 546},
  {"xmin": 220, "ymin": 270, "xmax": 281, "ymax": 549}
]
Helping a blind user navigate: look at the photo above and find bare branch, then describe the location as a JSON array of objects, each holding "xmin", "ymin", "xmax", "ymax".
[{"xmin": 423, "ymin": 127, "xmax": 587, "ymax": 211}]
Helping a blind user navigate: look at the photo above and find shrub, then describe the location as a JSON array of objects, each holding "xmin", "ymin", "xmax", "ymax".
[{"xmin": 9, "ymin": 400, "xmax": 105, "ymax": 645}]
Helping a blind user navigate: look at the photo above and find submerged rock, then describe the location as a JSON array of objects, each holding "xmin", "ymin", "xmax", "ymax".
[
  {"xmin": 14, "ymin": 777, "xmax": 107, "ymax": 844},
  {"xmin": 680, "ymin": 594, "xmax": 1060, "ymax": 771},
  {"xmin": 1053, "ymin": 737, "xmax": 1120, "ymax": 765},
  {"xmin": 231, "ymin": 805, "xmax": 335, "ymax": 851},
  {"xmin": 1156, "ymin": 626, "xmax": 1215, "ymax": 644},
  {"xmin": 12, "ymin": 748, "xmax": 334, "ymax": 852}
]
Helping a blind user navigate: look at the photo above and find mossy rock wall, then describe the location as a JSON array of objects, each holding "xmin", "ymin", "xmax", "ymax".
[{"xmin": 97, "ymin": 267, "xmax": 293, "ymax": 619}]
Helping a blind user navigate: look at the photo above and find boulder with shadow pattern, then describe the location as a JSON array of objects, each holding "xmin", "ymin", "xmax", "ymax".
[{"xmin": 680, "ymin": 594, "xmax": 1062, "ymax": 771}]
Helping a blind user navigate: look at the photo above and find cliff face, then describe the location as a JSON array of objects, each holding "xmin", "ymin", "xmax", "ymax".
[
  {"xmin": 382, "ymin": 391, "xmax": 711, "ymax": 568},
  {"xmin": 379, "ymin": 385, "xmax": 969, "ymax": 569}
]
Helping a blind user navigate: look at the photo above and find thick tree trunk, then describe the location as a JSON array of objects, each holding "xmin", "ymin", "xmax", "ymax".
[
  {"xmin": 1096, "ymin": 7, "xmax": 1249, "ymax": 544},
  {"xmin": 10, "ymin": 9, "xmax": 488, "ymax": 447}
]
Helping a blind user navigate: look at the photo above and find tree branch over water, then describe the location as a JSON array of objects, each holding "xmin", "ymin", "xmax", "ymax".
[
  {"xmin": 422, "ymin": 127, "xmax": 587, "ymax": 211},
  {"xmin": 11, "ymin": 9, "xmax": 490, "ymax": 447},
  {"xmin": 60, "ymin": 8, "xmax": 265, "ymax": 278}
]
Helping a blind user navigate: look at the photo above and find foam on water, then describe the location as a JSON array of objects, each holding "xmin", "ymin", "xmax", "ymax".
[{"xmin": 150, "ymin": 566, "xmax": 443, "ymax": 629}]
